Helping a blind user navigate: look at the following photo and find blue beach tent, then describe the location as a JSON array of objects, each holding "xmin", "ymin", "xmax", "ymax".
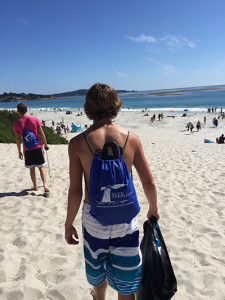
[{"xmin": 71, "ymin": 124, "xmax": 83, "ymax": 132}]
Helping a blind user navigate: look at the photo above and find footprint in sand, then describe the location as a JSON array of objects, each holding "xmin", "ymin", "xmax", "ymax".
[
  {"xmin": 38, "ymin": 257, "xmax": 68, "ymax": 270},
  {"xmin": 55, "ymin": 247, "xmax": 73, "ymax": 256},
  {"xmin": 185, "ymin": 281, "xmax": 195, "ymax": 296},
  {"xmin": 7, "ymin": 291, "xmax": 24, "ymax": 300},
  {"xmin": 199, "ymin": 227, "xmax": 217, "ymax": 235},
  {"xmin": 46, "ymin": 290, "xmax": 66, "ymax": 300},
  {"xmin": 24, "ymin": 287, "xmax": 44, "ymax": 299},
  {"xmin": 45, "ymin": 269, "xmax": 67, "ymax": 285},
  {"xmin": 0, "ymin": 254, "xmax": 4, "ymax": 263},
  {"xmin": 212, "ymin": 191, "xmax": 225, "ymax": 197},
  {"xmin": 12, "ymin": 237, "xmax": 27, "ymax": 248},
  {"xmin": 55, "ymin": 234, "xmax": 63, "ymax": 240},
  {"xmin": 0, "ymin": 270, "xmax": 6, "ymax": 283}
]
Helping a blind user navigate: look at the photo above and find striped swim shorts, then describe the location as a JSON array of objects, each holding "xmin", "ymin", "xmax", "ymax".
[{"xmin": 82, "ymin": 202, "xmax": 142, "ymax": 295}]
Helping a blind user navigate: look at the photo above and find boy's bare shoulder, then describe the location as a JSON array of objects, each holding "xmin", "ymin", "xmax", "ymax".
[
  {"xmin": 114, "ymin": 125, "xmax": 141, "ymax": 144},
  {"xmin": 69, "ymin": 132, "xmax": 85, "ymax": 152},
  {"xmin": 128, "ymin": 131, "xmax": 142, "ymax": 146}
]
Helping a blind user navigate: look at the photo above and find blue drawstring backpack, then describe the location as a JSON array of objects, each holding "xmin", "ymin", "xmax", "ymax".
[
  {"xmin": 84, "ymin": 133, "xmax": 140, "ymax": 226},
  {"xmin": 23, "ymin": 118, "xmax": 39, "ymax": 150}
]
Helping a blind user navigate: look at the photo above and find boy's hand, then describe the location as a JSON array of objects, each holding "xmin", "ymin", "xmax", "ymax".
[
  {"xmin": 65, "ymin": 225, "xmax": 79, "ymax": 245},
  {"xmin": 19, "ymin": 151, "xmax": 23, "ymax": 160},
  {"xmin": 147, "ymin": 207, "xmax": 160, "ymax": 221},
  {"xmin": 44, "ymin": 145, "xmax": 49, "ymax": 150}
]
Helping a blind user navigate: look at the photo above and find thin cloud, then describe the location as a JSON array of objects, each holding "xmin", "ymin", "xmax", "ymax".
[
  {"xmin": 182, "ymin": 37, "xmax": 197, "ymax": 48},
  {"xmin": 146, "ymin": 58, "xmax": 177, "ymax": 74},
  {"xmin": 126, "ymin": 33, "xmax": 197, "ymax": 50},
  {"xmin": 161, "ymin": 34, "xmax": 197, "ymax": 49},
  {"xmin": 116, "ymin": 72, "xmax": 129, "ymax": 77},
  {"xmin": 125, "ymin": 34, "xmax": 157, "ymax": 43},
  {"xmin": 161, "ymin": 64, "xmax": 176, "ymax": 74}
]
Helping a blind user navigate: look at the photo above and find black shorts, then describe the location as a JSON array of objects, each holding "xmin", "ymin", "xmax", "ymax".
[{"xmin": 24, "ymin": 147, "xmax": 46, "ymax": 168}]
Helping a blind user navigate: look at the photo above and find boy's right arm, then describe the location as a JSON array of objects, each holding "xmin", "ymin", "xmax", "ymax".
[
  {"xmin": 65, "ymin": 138, "xmax": 83, "ymax": 245},
  {"xmin": 16, "ymin": 134, "xmax": 23, "ymax": 159},
  {"xmin": 132, "ymin": 134, "xmax": 160, "ymax": 221}
]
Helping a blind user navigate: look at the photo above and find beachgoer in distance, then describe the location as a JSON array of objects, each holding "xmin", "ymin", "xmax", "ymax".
[
  {"xmin": 56, "ymin": 125, "xmax": 62, "ymax": 135},
  {"xmin": 218, "ymin": 134, "xmax": 225, "ymax": 144},
  {"xmin": 189, "ymin": 122, "xmax": 194, "ymax": 133},
  {"xmin": 150, "ymin": 114, "xmax": 155, "ymax": 123},
  {"xmin": 13, "ymin": 103, "xmax": 50, "ymax": 192},
  {"xmin": 65, "ymin": 83, "xmax": 159, "ymax": 300},
  {"xmin": 64, "ymin": 126, "xmax": 67, "ymax": 134},
  {"xmin": 186, "ymin": 121, "xmax": 190, "ymax": 131},
  {"xmin": 196, "ymin": 120, "xmax": 201, "ymax": 131},
  {"xmin": 213, "ymin": 117, "xmax": 218, "ymax": 127}
]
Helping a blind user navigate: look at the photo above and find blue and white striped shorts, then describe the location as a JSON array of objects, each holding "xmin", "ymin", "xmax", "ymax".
[{"xmin": 82, "ymin": 202, "xmax": 142, "ymax": 295}]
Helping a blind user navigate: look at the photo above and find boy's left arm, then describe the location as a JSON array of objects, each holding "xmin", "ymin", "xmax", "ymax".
[{"xmin": 37, "ymin": 126, "xmax": 49, "ymax": 150}]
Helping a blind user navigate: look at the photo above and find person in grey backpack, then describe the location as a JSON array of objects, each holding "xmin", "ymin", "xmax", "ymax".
[
  {"xmin": 13, "ymin": 103, "xmax": 50, "ymax": 194},
  {"xmin": 65, "ymin": 83, "xmax": 159, "ymax": 300}
]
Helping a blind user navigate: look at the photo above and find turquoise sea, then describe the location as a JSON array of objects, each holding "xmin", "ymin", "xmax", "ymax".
[{"xmin": 1, "ymin": 86, "xmax": 225, "ymax": 112}]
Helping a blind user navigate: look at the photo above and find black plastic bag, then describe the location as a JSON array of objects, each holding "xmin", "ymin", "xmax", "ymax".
[{"xmin": 136, "ymin": 217, "xmax": 177, "ymax": 300}]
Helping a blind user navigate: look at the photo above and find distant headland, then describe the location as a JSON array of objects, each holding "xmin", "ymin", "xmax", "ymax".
[
  {"xmin": 0, "ymin": 93, "xmax": 53, "ymax": 103},
  {"xmin": 0, "ymin": 85, "xmax": 224, "ymax": 102},
  {"xmin": 0, "ymin": 89, "xmax": 131, "ymax": 103}
]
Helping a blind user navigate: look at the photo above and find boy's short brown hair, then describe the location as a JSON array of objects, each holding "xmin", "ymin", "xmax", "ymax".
[
  {"xmin": 17, "ymin": 103, "xmax": 27, "ymax": 114},
  {"xmin": 84, "ymin": 83, "xmax": 122, "ymax": 120}
]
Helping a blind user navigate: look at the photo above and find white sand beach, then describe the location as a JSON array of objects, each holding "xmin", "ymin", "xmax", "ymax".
[{"xmin": 0, "ymin": 109, "xmax": 225, "ymax": 299}]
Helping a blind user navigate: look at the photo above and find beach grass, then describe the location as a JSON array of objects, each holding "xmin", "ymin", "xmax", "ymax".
[{"xmin": 0, "ymin": 110, "xmax": 68, "ymax": 144}]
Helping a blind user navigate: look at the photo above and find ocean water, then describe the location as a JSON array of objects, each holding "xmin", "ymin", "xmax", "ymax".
[{"xmin": 1, "ymin": 87, "xmax": 225, "ymax": 112}]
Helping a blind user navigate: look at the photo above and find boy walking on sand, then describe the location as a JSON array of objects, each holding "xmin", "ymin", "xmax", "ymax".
[
  {"xmin": 13, "ymin": 103, "xmax": 50, "ymax": 193},
  {"xmin": 65, "ymin": 84, "xmax": 159, "ymax": 300}
]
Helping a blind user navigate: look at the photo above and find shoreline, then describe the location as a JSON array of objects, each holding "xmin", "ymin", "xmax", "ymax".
[{"xmin": 1, "ymin": 106, "xmax": 224, "ymax": 113}]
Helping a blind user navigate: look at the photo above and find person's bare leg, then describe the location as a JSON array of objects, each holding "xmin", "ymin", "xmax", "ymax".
[
  {"xmin": 118, "ymin": 293, "xmax": 135, "ymax": 300},
  {"xmin": 30, "ymin": 167, "xmax": 38, "ymax": 190},
  {"xmin": 91, "ymin": 278, "xmax": 108, "ymax": 300},
  {"xmin": 39, "ymin": 167, "xmax": 49, "ymax": 192}
]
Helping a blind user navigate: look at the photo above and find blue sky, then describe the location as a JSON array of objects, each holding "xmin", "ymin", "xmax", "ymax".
[{"xmin": 1, "ymin": 0, "xmax": 225, "ymax": 94}]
